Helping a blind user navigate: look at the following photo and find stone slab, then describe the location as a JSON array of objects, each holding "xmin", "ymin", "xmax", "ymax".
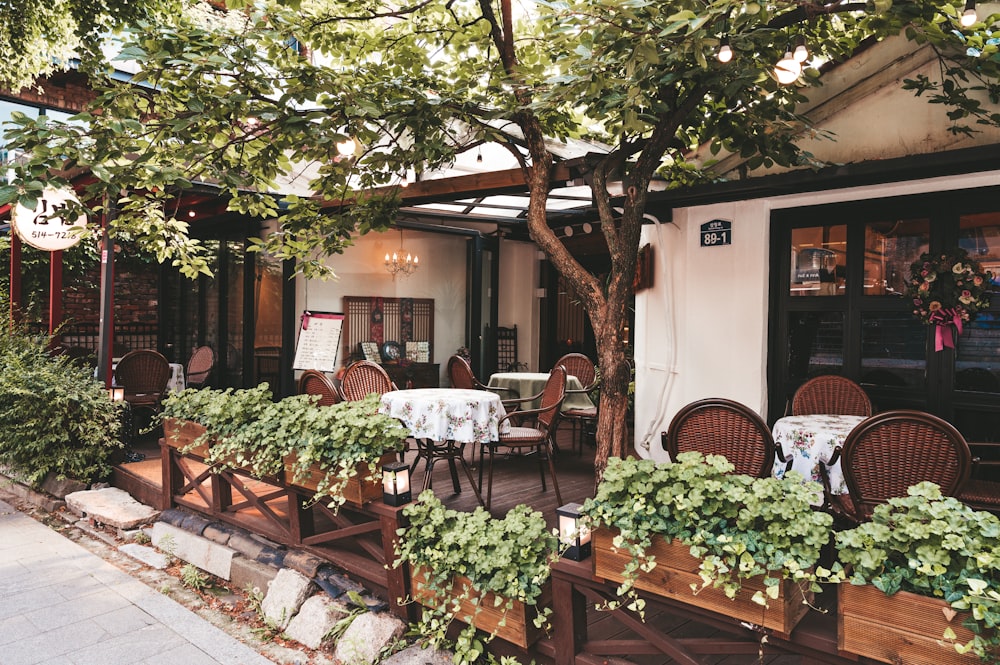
[
  {"xmin": 261, "ymin": 568, "xmax": 315, "ymax": 630},
  {"xmin": 150, "ymin": 522, "xmax": 236, "ymax": 580},
  {"xmin": 119, "ymin": 543, "xmax": 170, "ymax": 569},
  {"xmin": 283, "ymin": 595, "xmax": 349, "ymax": 650},
  {"xmin": 334, "ymin": 612, "xmax": 405, "ymax": 665},
  {"xmin": 39, "ymin": 473, "xmax": 87, "ymax": 499},
  {"xmin": 230, "ymin": 557, "xmax": 279, "ymax": 597},
  {"xmin": 65, "ymin": 487, "xmax": 160, "ymax": 530}
]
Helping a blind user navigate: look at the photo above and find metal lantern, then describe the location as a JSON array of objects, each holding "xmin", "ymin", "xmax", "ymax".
[
  {"xmin": 382, "ymin": 461, "xmax": 412, "ymax": 506},
  {"xmin": 557, "ymin": 502, "xmax": 591, "ymax": 561}
]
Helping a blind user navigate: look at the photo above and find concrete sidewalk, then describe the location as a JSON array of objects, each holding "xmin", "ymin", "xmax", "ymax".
[{"xmin": 0, "ymin": 498, "xmax": 276, "ymax": 665}]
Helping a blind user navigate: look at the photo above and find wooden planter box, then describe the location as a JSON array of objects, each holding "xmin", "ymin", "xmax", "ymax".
[
  {"xmin": 284, "ymin": 452, "xmax": 395, "ymax": 507},
  {"xmin": 839, "ymin": 583, "xmax": 979, "ymax": 665},
  {"xmin": 410, "ymin": 566, "xmax": 551, "ymax": 648},
  {"xmin": 592, "ymin": 528, "xmax": 811, "ymax": 638},
  {"xmin": 162, "ymin": 417, "xmax": 211, "ymax": 458}
]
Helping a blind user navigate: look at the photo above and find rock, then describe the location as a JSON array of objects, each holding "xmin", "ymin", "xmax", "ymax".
[
  {"xmin": 261, "ymin": 568, "xmax": 315, "ymax": 630},
  {"xmin": 40, "ymin": 473, "xmax": 87, "ymax": 498},
  {"xmin": 382, "ymin": 643, "xmax": 454, "ymax": 665},
  {"xmin": 334, "ymin": 612, "xmax": 406, "ymax": 665},
  {"xmin": 65, "ymin": 487, "xmax": 159, "ymax": 529},
  {"xmin": 283, "ymin": 595, "xmax": 349, "ymax": 650}
]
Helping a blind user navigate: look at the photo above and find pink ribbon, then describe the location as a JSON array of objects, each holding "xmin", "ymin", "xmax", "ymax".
[{"xmin": 930, "ymin": 307, "xmax": 963, "ymax": 352}]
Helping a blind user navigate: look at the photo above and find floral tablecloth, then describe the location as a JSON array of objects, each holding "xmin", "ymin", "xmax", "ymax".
[
  {"xmin": 771, "ymin": 414, "xmax": 867, "ymax": 500},
  {"xmin": 487, "ymin": 372, "xmax": 595, "ymax": 411},
  {"xmin": 378, "ymin": 388, "xmax": 510, "ymax": 444}
]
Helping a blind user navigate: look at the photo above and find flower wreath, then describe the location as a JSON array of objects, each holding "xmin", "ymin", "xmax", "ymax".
[{"xmin": 905, "ymin": 248, "xmax": 993, "ymax": 351}]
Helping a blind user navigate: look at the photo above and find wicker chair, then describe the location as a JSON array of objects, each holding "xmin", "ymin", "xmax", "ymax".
[
  {"xmin": 339, "ymin": 360, "xmax": 397, "ymax": 401},
  {"xmin": 957, "ymin": 442, "xmax": 1000, "ymax": 514},
  {"xmin": 553, "ymin": 353, "xmax": 599, "ymax": 455},
  {"xmin": 791, "ymin": 375, "xmax": 872, "ymax": 417},
  {"xmin": 830, "ymin": 410, "xmax": 971, "ymax": 523},
  {"xmin": 114, "ymin": 349, "xmax": 171, "ymax": 438},
  {"xmin": 298, "ymin": 369, "xmax": 341, "ymax": 406},
  {"xmin": 480, "ymin": 365, "xmax": 566, "ymax": 510},
  {"xmin": 185, "ymin": 346, "xmax": 215, "ymax": 389},
  {"xmin": 662, "ymin": 398, "xmax": 781, "ymax": 478}
]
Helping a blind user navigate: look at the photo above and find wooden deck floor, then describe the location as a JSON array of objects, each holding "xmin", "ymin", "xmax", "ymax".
[{"xmin": 116, "ymin": 426, "xmax": 812, "ymax": 665}]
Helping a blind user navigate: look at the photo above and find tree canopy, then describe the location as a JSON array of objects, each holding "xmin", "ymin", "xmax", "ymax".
[{"xmin": 3, "ymin": 0, "xmax": 999, "ymax": 473}]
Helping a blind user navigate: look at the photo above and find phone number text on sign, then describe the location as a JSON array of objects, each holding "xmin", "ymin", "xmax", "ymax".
[
  {"xmin": 11, "ymin": 187, "xmax": 87, "ymax": 251},
  {"xmin": 700, "ymin": 219, "xmax": 732, "ymax": 247}
]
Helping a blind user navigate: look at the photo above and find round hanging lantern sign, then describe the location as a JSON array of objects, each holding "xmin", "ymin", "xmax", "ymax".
[{"xmin": 11, "ymin": 187, "xmax": 87, "ymax": 251}]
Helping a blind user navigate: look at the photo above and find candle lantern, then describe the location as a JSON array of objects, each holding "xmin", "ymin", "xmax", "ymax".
[
  {"xmin": 557, "ymin": 502, "xmax": 591, "ymax": 561},
  {"xmin": 382, "ymin": 461, "xmax": 412, "ymax": 506}
]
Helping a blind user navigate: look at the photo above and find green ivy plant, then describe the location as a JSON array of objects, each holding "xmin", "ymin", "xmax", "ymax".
[
  {"xmin": 836, "ymin": 482, "xmax": 1000, "ymax": 662},
  {"xmin": 395, "ymin": 491, "xmax": 558, "ymax": 665},
  {"xmin": 161, "ymin": 389, "xmax": 408, "ymax": 509},
  {"xmin": 582, "ymin": 453, "xmax": 837, "ymax": 615},
  {"xmin": 0, "ymin": 324, "xmax": 123, "ymax": 486}
]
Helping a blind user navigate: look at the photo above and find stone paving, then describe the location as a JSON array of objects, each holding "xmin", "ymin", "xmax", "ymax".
[{"xmin": 0, "ymin": 497, "xmax": 277, "ymax": 665}]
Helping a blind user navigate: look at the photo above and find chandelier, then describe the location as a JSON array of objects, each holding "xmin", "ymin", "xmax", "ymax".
[{"xmin": 385, "ymin": 228, "xmax": 418, "ymax": 278}]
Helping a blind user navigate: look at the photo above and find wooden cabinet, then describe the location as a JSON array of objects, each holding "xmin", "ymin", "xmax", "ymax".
[{"xmin": 384, "ymin": 363, "xmax": 440, "ymax": 389}]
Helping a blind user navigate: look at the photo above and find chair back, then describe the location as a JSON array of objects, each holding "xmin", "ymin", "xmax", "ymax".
[
  {"xmin": 298, "ymin": 369, "xmax": 341, "ymax": 406},
  {"xmin": 535, "ymin": 365, "xmax": 568, "ymax": 432},
  {"xmin": 663, "ymin": 398, "xmax": 775, "ymax": 477},
  {"xmin": 447, "ymin": 355, "xmax": 478, "ymax": 390},
  {"xmin": 554, "ymin": 353, "xmax": 597, "ymax": 389},
  {"xmin": 792, "ymin": 375, "xmax": 872, "ymax": 417},
  {"xmin": 186, "ymin": 346, "xmax": 215, "ymax": 388},
  {"xmin": 340, "ymin": 360, "xmax": 395, "ymax": 401},
  {"xmin": 840, "ymin": 410, "xmax": 971, "ymax": 521},
  {"xmin": 115, "ymin": 349, "xmax": 171, "ymax": 397}
]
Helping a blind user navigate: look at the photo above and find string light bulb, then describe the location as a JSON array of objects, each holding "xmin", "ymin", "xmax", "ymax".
[
  {"xmin": 960, "ymin": 0, "xmax": 977, "ymax": 27},
  {"xmin": 793, "ymin": 43, "xmax": 809, "ymax": 63},
  {"xmin": 336, "ymin": 138, "xmax": 356, "ymax": 156},
  {"xmin": 717, "ymin": 38, "xmax": 733, "ymax": 63},
  {"xmin": 774, "ymin": 51, "xmax": 801, "ymax": 85}
]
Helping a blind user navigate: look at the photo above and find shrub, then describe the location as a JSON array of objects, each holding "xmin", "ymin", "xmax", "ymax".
[{"xmin": 0, "ymin": 326, "xmax": 122, "ymax": 486}]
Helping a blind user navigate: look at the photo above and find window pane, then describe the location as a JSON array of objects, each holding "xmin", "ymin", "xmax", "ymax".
[
  {"xmin": 864, "ymin": 219, "xmax": 929, "ymax": 296},
  {"xmin": 860, "ymin": 312, "xmax": 926, "ymax": 388},
  {"xmin": 788, "ymin": 312, "xmax": 843, "ymax": 382},
  {"xmin": 790, "ymin": 225, "xmax": 846, "ymax": 296},
  {"xmin": 960, "ymin": 211, "xmax": 1000, "ymax": 294},
  {"xmin": 955, "ymin": 312, "xmax": 1000, "ymax": 393}
]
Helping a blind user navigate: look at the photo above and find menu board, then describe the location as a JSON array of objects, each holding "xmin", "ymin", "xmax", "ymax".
[{"xmin": 293, "ymin": 312, "xmax": 344, "ymax": 372}]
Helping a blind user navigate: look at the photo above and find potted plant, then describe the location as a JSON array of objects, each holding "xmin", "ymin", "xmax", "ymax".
[
  {"xmin": 582, "ymin": 453, "xmax": 835, "ymax": 636},
  {"xmin": 395, "ymin": 491, "xmax": 558, "ymax": 660},
  {"xmin": 836, "ymin": 482, "xmax": 1000, "ymax": 664},
  {"xmin": 283, "ymin": 394, "xmax": 409, "ymax": 508},
  {"xmin": 161, "ymin": 388, "xmax": 408, "ymax": 508}
]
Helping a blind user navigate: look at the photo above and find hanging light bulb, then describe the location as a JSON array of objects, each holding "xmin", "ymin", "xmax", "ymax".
[
  {"xmin": 960, "ymin": 0, "xmax": 977, "ymax": 27},
  {"xmin": 717, "ymin": 38, "xmax": 733, "ymax": 63},
  {"xmin": 774, "ymin": 51, "xmax": 801, "ymax": 85},
  {"xmin": 793, "ymin": 43, "xmax": 809, "ymax": 63},
  {"xmin": 336, "ymin": 137, "xmax": 357, "ymax": 156}
]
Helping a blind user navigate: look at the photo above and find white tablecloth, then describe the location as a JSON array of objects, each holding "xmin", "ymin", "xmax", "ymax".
[
  {"xmin": 487, "ymin": 372, "xmax": 595, "ymax": 412},
  {"xmin": 378, "ymin": 388, "xmax": 510, "ymax": 444},
  {"xmin": 772, "ymin": 414, "xmax": 867, "ymax": 497}
]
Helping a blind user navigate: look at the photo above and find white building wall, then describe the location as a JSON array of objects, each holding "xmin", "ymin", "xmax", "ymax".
[
  {"xmin": 498, "ymin": 240, "xmax": 542, "ymax": 370},
  {"xmin": 294, "ymin": 228, "xmax": 468, "ymax": 385},
  {"xmin": 633, "ymin": 170, "xmax": 1000, "ymax": 460}
]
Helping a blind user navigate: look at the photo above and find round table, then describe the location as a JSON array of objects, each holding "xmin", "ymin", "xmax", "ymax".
[
  {"xmin": 378, "ymin": 388, "xmax": 510, "ymax": 503},
  {"xmin": 487, "ymin": 372, "xmax": 595, "ymax": 412},
  {"xmin": 772, "ymin": 414, "xmax": 867, "ymax": 503}
]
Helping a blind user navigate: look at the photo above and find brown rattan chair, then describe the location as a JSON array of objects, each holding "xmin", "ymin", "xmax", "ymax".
[
  {"xmin": 553, "ymin": 353, "xmax": 599, "ymax": 455},
  {"xmin": 791, "ymin": 375, "xmax": 872, "ymax": 417},
  {"xmin": 185, "ymin": 346, "xmax": 215, "ymax": 389},
  {"xmin": 662, "ymin": 398, "xmax": 781, "ymax": 478},
  {"xmin": 957, "ymin": 442, "xmax": 1000, "ymax": 514},
  {"xmin": 830, "ymin": 410, "xmax": 971, "ymax": 523},
  {"xmin": 298, "ymin": 369, "xmax": 341, "ymax": 406},
  {"xmin": 480, "ymin": 365, "xmax": 566, "ymax": 510},
  {"xmin": 339, "ymin": 360, "xmax": 397, "ymax": 401},
  {"xmin": 447, "ymin": 354, "xmax": 518, "ymax": 397},
  {"xmin": 114, "ymin": 349, "xmax": 171, "ymax": 439}
]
